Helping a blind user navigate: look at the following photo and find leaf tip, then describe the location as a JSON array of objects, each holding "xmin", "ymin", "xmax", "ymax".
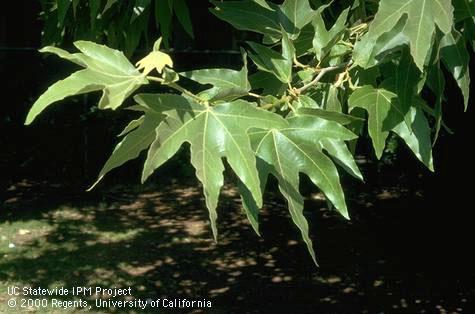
[{"xmin": 87, "ymin": 176, "xmax": 103, "ymax": 192}]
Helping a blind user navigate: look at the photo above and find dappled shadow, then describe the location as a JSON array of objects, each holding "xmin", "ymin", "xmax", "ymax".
[{"xmin": 1, "ymin": 174, "xmax": 474, "ymax": 313}]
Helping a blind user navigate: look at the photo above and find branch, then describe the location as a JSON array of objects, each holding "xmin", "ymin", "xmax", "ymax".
[{"xmin": 295, "ymin": 61, "xmax": 353, "ymax": 95}]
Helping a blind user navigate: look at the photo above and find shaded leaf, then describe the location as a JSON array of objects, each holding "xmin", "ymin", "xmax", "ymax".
[
  {"xmin": 174, "ymin": 0, "xmax": 194, "ymax": 38},
  {"xmin": 440, "ymin": 30, "xmax": 471, "ymax": 110},
  {"xmin": 247, "ymin": 37, "xmax": 293, "ymax": 83}
]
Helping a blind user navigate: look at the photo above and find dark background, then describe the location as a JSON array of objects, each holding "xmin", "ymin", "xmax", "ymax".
[{"xmin": 1, "ymin": 1, "xmax": 474, "ymax": 312}]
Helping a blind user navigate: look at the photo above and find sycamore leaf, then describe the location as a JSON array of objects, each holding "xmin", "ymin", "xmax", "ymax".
[
  {"xmin": 180, "ymin": 50, "xmax": 250, "ymax": 102},
  {"xmin": 136, "ymin": 94, "xmax": 287, "ymax": 240},
  {"xmin": 247, "ymin": 115, "xmax": 355, "ymax": 264},
  {"xmin": 312, "ymin": 6, "xmax": 349, "ymax": 60},
  {"xmin": 426, "ymin": 62, "xmax": 446, "ymax": 144},
  {"xmin": 117, "ymin": 115, "xmax": 145, "ymax": 137},
  {"xmin": 210, "ymin": 0, "xmax": 282, "ymax": 38},
  {"xmin": 392, "ymin": 104, "xmax": 434, "ymax": 171},
  {"xmin": 211, "ymin": 0, "xmax": 305, "ymax": 39},
  {"xmin": 247, "ymin": 33, "xmax": 294, "ymax": 83},
  {"xmin": 319, "ymin": 139, "xmax": 364, "ymax": 181},
  {"xmin": 89, "ymin": 111, "xmax": 163, "ymax": 190},
  {"xmin": 394, "ymin": 49, "xmax": 421, "ymax": 117},
  {"xmin": 349, "ymin": 85, "xmax": 434, "ymax": 170},
  {"xmin": 353, "ymin": 16, "xmax": 409, "ymax": 68},
  {"xmin": 249, "ymin": 71, "xmax": 286, "ymax": 95},
  {"xmin": 349, "ymin": 86, "xmax": 397, "ymax": 159},
  {"xmin": 279, "ymin": 0, "xmax": 315, "ymax": 38},
  {"xmin": 26, "ymin": 41, "xmax": 148, "ymax": 125},
  {"xmin": 440, "ymin": 30, "xmax": 471, "ymax": 110},
  {"xmin": 358, "ymin": 0, "xmax": 453, "ymax": 70}
]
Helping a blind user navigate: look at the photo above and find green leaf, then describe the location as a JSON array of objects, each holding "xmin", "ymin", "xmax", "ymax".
[
  {"xmin": 426, "ymin": 62, "xmax": 445, "ymax": 144},
  {"xmin": 89, "ymin": 0, "xmax": 101, "ymax": 29},
  {"xmin": 392, "ymin": 105, "xmax": 434, "ymax": 171},
  {"xmin": 247, "ymin": 37, "xmax": 293, "ymax": 83},
  {"xmin": 319, "ymin": 138, "xmax": 363, "ymax": 181},
  {"xmin": 155, "ymin": 0, "xmax": 172, "ymax": 45},
  {"xmin": 180, "ymin": 52, "xmax": 250, "ymax": 102},
  {"xmin": 294, "ymin": 23, "xmax": 315, "ymax": 56},
  {"xmin": 103, "ymin": 0, "xmax": 120, "ymax": 14},
  {"xmin": 57, "ymin": 0, "xmax": 72, "ymax": 28},
  {"xmin": 210, "ymin": 0, "xmax": 282, "ymax": 38},
  {"xmin": 174, "ymin": 0, "xmax": 194, "ymax": 38},
  {"xmin": 26, "ymin": 41, "xmax": 147, "ymax": 125},
  {"xmin": 247, "ymin": 115, "xmax": 354, "ymax": 263},
  {"xmin": 440, "ymin": 30, "xmax": 471, "ymax": 110},
  {"xmin": 325, "ymin": 85, "xmax": 342, "ymax": 112},
  {"xmin": 359, "ymin": 0, "xmax": 453, "ymax": 70},
  {"xmin": 131, "ymin": 0, "xmax": 151, "ymax": 23},
  {"xmin": 394, "ymin": 49, "xmax": 421, "ymax": 116},
  {"xmin": 117, "ymin": 115, "xmax": 145, "ymax": 137},
  {"xmin": 349, "ymin": 86, "xmax": 397, "ymax": 159},
  {"xmin": 89, "ymin": 112, "xmax": 163, "ymax": 190},
  {"xmin": 237, "ymin": 174, "xmax": 267, "ymax": 236},
  {"xmin": 280, "ymin": 0, "xmax": 315, "ymax": 38},
  {"xmin": 136, "ymin": 94, "xmax": 287, "ymax": 240},
  {"xmin": 454, "ymin": 0, "xmax": 475, "ymax": 22},
  {"xmin": 353, "ymin": 16, "xmax": 408, "ymax": 68},
  {"xmin": 312, "ymin": 6, "xmax": 349, "ymax": 60},
  {"xmin": 39, "ymin": 46, "xmax": 87, "ymax": 67},
  {"xmin": 296, "ymin": 108, "xmax": 365, "ymax": 126},
  {"xmin": 249, "ymin": 71, "xmax": 286, "ymax": 95}
]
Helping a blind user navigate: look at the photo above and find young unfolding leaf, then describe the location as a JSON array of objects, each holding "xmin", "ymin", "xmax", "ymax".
[
  {"xmin": 136, "ymin": 38, "xmax": 173, "ymax": 75},
  {"xmin": 136, "ymin": 94, "xmax": 287, "ymax": 240},
  {"xmin": 357, "ymin": 0, "xmax": 453, "ymax": 70},
  {"xmin": 25, "ymin": 41, "xmax": 148, "ymax": 125}
]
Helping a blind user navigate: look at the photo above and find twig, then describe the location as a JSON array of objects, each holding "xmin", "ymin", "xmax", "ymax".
[
  {"xmin": 146, "ymin": 75, "xmax": 206, "ymax": 105},
  {"xmin": 295, "ymin": 61, "xmax": 353, "ymax": 95}
]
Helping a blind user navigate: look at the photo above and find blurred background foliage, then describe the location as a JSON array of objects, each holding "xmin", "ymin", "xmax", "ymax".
[{"xmin": 39, "ymin": 0, "xmax": 194, "ymax": 56}]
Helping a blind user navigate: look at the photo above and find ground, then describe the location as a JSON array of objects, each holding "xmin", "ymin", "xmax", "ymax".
[{"xmin": 0, "ymin": 173, "xmax": 473, "ymax": 313}]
